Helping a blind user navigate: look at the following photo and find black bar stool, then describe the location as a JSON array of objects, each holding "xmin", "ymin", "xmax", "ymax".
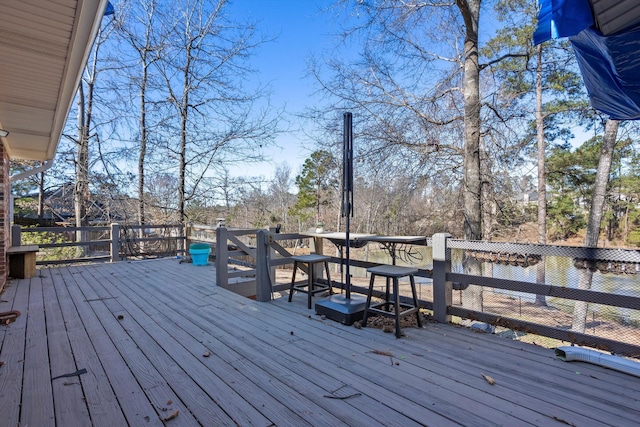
[
  {"xmin": 289, "ymin": 254, "xmax": 333, "ymax": 309},
  {"xmin": 362, "ymin": 265, "xmax": 422, "ymax": 338}
]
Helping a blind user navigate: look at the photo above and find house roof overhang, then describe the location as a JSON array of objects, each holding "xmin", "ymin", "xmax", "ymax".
[{"xmin": 0, "ymin": 0, "xmax": 109, "ymax": 161}]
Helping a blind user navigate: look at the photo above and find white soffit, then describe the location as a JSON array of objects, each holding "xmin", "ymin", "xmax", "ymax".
[{"xmin": 0, "ymin": 0, "xmax": 108, "ymax": 161}]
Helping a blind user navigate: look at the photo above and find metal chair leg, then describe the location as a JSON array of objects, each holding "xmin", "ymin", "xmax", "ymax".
[
  {"xmin": 362, "ymin": 273, "xmax": 376, "ymax": 327},
  {"xmin": 288, "ymin": 261, "xmax": 298, "ymax": 302},
  {"xmin": 410, "ymin": 275, "xmax": 422, "ymax": 327},
  {"xmin": 393, "ymin": 277, "xmax": 401, "ymax": 338}
]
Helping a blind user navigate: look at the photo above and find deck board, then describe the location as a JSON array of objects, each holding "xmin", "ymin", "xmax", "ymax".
[
  {"xmin": 0, "ymin": 276, "xmax": 31, "ymax": 426},
  {"xmin": 69, "ymin": 268, "xmax": 204, "ymax": 427},
  {"xmin": 57, "ymin": 266, "xmax": 167, "ymax": 426},
  {"xmin": 22, "ymin": 274, "xmax": 55, "ymax": 426},
  {"xmin": 98, "ymin": 264, "xmax": 362, "ymax": 427},
  {"xmin": 1, "ymin": 258, "xmax": 639, "ymax": 426},
  {"xmin": 119, "ymin": 262, "xmax": 440, "ymax": 426},
  {"xmin": 42, "ymin": 270, "xmax": 92, "ymax": 426},
  {"xmin": 50, "ymin": 268, "xmax": 128, "ymax": 427},
  {"xmin": 80, "ymin": 263, "xmax": 274, "ymax": 427}
]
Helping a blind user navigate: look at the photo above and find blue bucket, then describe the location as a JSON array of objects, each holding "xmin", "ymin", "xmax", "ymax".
[{"xmin": 189, "ymin": 243, "xmax": 211, "ymax": 266}]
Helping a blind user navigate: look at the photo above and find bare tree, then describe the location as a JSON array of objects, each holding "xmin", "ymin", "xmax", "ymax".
[
  {"xmin": 116, "ymin": 0, "xmax": 165, "ymax": 225},
  {"xmin": 72, "ymin": 18, "xmax": 118, "ymax": 250},
  {"xmin": 155, "ymin": 0, "xmax": 279, "ymax": 223},
  {"xmin": 268, "ymin": 162, "xmax": 294, "ymax": 230}
]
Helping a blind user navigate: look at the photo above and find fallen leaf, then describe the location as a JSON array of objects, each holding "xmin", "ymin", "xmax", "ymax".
[
  {"xmin": 481, "ymin": 373, "xmax": 495, "ymax": 385},
  {"xmin": 203, "ymin": 351, "xmax": 210, "ymax": 357},
  {"xmin": 163, "ymin": 409, "xmax": 179, "ymax": 422},
  {"xmin": 166, "ymin": 400, "xmax": 172, "ymax": 405}
]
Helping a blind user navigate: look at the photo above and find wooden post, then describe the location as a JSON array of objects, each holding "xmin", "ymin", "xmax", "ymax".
[
  {"xmin": 255, "ymin": 230, "xmax": 272, "ymax": 302},
  {"xmin": 432, "ymin": 233, "xmax": 452, "ymax": 323},
  {"xmin": 110, "ymin": 223, "xmax": 121, "ymax": 262},
  {"xmin": 215, "ymin": 226, "xmax": 228, "ymax": 288},
  {"xmin": 11, "ymin": 224, "xmax": 21, "ymax": 247}
]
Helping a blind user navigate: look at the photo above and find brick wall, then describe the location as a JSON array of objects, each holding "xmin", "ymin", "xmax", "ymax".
[{"xmin": 0, "ymin": 141, "xmax": 7, "ymax": 292}]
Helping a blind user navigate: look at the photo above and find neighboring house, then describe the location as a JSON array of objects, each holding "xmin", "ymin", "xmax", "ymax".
[
  {"xmin": 14, "ymin": 182, "xmax": 131, "ymax": 225},
  {"xmin": 0, "ymin": 0, "xmax": 110, "ymax": 291}
]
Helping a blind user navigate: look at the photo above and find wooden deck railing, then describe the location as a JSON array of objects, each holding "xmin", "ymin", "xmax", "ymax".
[
  {"xmin": 432, "ymin": 234, "xmax": 640, "ymax": 357},
  {"xmin": 250, "ymin": 230, "xmax": 640, "ymax": 358},
  {"xmin": 10, "ymin": 223, "xmax": 640, "ymax": 357},
  {"xmin": 12, "ymin": 223, "xmax": 184, "ymax": 264}
]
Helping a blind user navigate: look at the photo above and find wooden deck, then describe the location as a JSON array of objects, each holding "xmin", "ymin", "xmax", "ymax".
[{"xmin": 0, "ymin": 259, "xmax": 639, "ymax": 426}]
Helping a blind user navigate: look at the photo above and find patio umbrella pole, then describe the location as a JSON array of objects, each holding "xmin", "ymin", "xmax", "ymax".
[
  {"xmin": 314, "ymin": 112, "xmax": 366, "ymax": 325},
  {"xmin": 343, "ymin": 112, "xmax": 353, "ymax": 299}
]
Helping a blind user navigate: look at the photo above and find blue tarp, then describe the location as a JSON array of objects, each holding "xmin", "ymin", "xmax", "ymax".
[
  {"xmin": 535, "ymin": 0, "xmax": 640, "ymax": 120},
  {"xmin": 570, "ymin": 26, "xmax": 640, "ymax": 120},
  {"xmin": 533, "ymin": 0, "xmax": 593, "ymax": 45},
  {"xmin": 105, "ymin": 1, "xmax": 114, "ymax": 16}
]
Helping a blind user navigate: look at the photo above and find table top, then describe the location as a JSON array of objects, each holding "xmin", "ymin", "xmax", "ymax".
[
  {"xmin": 301, "ymin": 232, "xmax": 377, "ymax": 241},
  {"xmin": 302, "ymin": 233, "xmax": 427, "ymax": 245},
  {"xmin": 365, "ymin": 235, "xmax": 427, "ymax": 245}
]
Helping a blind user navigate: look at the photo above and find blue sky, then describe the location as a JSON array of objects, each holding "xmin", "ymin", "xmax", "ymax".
[
  {"xmin": 224, "ymin": 1, "xmax": 593, "ymax": 183},
  {"xmin": 226, "ymin": 1, "xmax": 338, "ymax": 180}
]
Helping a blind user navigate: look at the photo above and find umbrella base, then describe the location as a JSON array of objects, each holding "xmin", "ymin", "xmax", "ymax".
[{"xmin": 315, "ymin": 294, "xmax": 367, "ymax": 325}]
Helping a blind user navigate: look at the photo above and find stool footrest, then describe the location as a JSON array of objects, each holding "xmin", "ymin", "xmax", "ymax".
[
  {"xmin": 368, "ymin": 302, "xmax": 419, "ymax": 318},
  {"xmin": 292, "ymin": 283, "xmax": 330, "ymax": 295}
]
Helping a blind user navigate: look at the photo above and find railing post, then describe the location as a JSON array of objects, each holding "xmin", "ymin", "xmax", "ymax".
[
  {"xmin": 11, "ymin": 224, "xmax": 21, "ymax": 247},
  {"xmin": 110, "ymin": 223, "xmax": 121, "ymax": 262},
  {"xmin": 432, "ymin": 233, "xmax": 452, "ymax": 323},
  {"xmin": 215, "ymin": 226, "xmax": 229, "ymax": 288},
  {"xmin": 256, "ymin": 230, "xmax": 272, "ymax": 302}
]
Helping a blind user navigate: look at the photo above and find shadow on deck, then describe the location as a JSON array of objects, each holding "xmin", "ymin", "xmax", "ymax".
[{"xmin": 0, "ymin": 259, "xmax": 638, "ymax": 426}]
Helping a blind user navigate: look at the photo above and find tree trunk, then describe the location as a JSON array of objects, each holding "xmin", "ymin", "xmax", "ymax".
[
  {"xmin": 75, "ymin": 82, "xmax": 90, "ymax": 256},
  {"xmin": 535, "ymin": 45, "xmax": 548, "ymax": 306},
  {"xmin": 459, "ymin": 2, "xmax": 482, "ymax": 242},
  {"xmin": 572, "ymin": 119, "xmax": 619, "ymax": 333},
  {"xmin": 457, "ymin": 0, "xmax": 483, "ymax": 311},
  {"xmin": 37, "ymin": 169, "xmax": 45, "ymax": 223},
  {"xmin": 178, "ymin": 52, "xmax": 190, "ymax": 223},
  {"xmin": 138, "ymin": 58, "xmax": 148, "ymax": 225}
]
